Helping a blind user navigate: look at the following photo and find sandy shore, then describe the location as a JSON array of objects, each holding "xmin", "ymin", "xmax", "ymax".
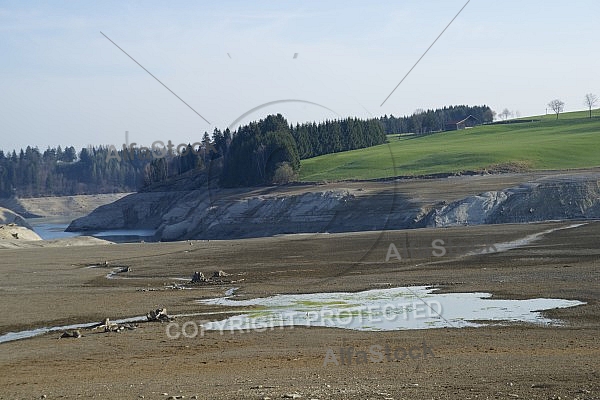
[{"xmin": 0, "ymin": 221, "xmax": 598, "ymax": 399}]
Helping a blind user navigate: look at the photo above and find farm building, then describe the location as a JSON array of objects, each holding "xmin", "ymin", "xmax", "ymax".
[{"xmin": 445, "ymin": 115, "xmax": 480, "ymax": 131}]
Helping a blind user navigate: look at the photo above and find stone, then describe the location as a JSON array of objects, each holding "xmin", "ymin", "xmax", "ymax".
[{"xmin": 190, "ymin": 271, "xmax": 206, "ymax": 283}]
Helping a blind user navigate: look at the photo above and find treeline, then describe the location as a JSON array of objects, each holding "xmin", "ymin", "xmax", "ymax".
[
  {"xmin": 2, "ymin": 104, "xmax": 487, "ymax": 196},
  {"xmin": 0, "ymin": 146, "xmax": 147, "ymax": 197},
  {"xmin": 379, "ymin": 105, "xmax": 494, "ymax": 134},
  {"xmin": 220, "ymin": 114, "xmax": 299, "ymax": 187},
  {"xmin": 0, "ymin": 131, "xmax": 236, "ymax": 197},
  {"xmin": 291, "ymin": 118, "xmax": 386, "ymax": 159},
  {"xmin": 143, "ymin": 129, "xmax": 232, "ymax": 186},
  {"xmin": 219, "ymin": 114, "xmax": 386, "ymax": 187}
]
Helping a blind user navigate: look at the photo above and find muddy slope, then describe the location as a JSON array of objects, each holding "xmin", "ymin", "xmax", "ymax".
[{"xmin": 67, "ymin": 172, "xmax": 600, "ymax": 241}]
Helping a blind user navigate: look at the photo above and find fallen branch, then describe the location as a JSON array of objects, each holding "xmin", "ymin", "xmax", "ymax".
[{"xmin": 90, "ymin": 318, "xmax": 138, "ymax": 333}]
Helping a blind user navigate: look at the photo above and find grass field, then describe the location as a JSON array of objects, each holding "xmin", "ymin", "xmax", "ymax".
[{"xmin": 298, "ymin": 110, "xmax": 600, "ymax": 181}]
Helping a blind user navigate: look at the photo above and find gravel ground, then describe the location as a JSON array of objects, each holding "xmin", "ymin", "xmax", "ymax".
[{"xmin": 0, "ymin": 220, "xmax": 598, "ymax": 399}]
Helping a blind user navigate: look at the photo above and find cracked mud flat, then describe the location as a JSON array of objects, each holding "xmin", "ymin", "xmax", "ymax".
[{"xmin": 0, "ymin": 221, "xmax": 598, "ymax": 399}]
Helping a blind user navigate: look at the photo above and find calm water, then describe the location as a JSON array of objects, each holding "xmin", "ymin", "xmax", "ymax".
[
  {"xmin": 26, "ymin": 216, "xmax": 79, "ymax": 240},
  {"xmin": 27, "ymin": 217, "xmax": 156, "ymax": 243},
  {"xmin": 198, "ymin": 286, "xmax": 585, "ymax": 331}
]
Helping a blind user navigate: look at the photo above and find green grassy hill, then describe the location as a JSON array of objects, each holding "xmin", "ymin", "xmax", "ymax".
[{"xmin": 299, "ymin": 110, "xmax": 600, "ymax": 181}]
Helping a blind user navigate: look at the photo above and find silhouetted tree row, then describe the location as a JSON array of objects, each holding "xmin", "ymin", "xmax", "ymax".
[
  {"xmin": 221, "ymin": 114, "xmax": 300, "ymax": 187},
  {"xmin": 291, "ymin": 118, "xmax": 386, "ymax": 159},
  {"xmin": 379, "ymin": 105, "xmax": 494, "ymax": 134},
  {"xmin": 142, "ymin": 128, "xmax": 232, "ymax": 187},
  {"xmin": 0, "ymin": 130, "xmax": 236, "ymax": 197},
  {"xmin": 0, "ymin": 145, "xmax": 151, "ymax": 197},
  {"xmin": 220, "ymin": 114, "xmax": 387, "ymax": 187}
]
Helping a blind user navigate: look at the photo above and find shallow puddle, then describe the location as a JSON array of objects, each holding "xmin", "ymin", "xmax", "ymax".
[
  {"xmin": 0, "ymin": 286, "xmax": 585, "ymax": 344},
  {"xmin": 197, "ymin": 286, "xmax": 585, "ymax": 332}
]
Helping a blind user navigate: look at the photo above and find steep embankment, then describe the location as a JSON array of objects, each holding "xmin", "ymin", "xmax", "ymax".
[
  {"xmin": 67, "ymin": 186, "xmax": 424, "ymax": 240},
  {"xmin": 426, "ymin": 176, "xmax": 600, "ymax": 227},
  {"xmin": 67, "ymin": 171, "xmax": 600, "ymax": 241}
]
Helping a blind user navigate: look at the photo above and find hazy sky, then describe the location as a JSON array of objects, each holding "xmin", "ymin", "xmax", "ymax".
[{"xmin": 1, "ymin": 0, "xmax": 599, "ymax": 152}]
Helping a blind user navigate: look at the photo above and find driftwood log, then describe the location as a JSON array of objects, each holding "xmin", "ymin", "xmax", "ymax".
[{"xmin": 89, "ymin": 318, "xmax": 137, "ymax": 333}]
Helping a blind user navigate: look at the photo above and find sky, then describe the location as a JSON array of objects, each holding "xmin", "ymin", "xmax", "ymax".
[{"xmin": 1, "ymin": 0, "xmax": 599, "ymax": 152}]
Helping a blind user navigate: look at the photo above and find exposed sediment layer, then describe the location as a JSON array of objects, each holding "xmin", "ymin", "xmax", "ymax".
[{"xmin": 67, "ymin": 171, "xmax": 600, "ymax": 241}]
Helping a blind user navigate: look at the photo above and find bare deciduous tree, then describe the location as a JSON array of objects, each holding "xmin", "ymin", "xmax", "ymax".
[
  {"xmin": 584, "ymin": 93, "xmax": 598, "ymax": 119},
  {"xmin": 499, "ymin": 108, "xmax": 512, "ymax": 121},
  {"xmin": 548, "ymin": 99, "xmax": 565, "ymax": 120}
]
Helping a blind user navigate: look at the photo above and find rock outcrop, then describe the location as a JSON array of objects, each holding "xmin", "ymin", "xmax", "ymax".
[
  {"xmin": 68, "ymin": 186, "xmax": 423, "ymax": 241},
  {"xmin": 67, "ymin": 174, "xmax": 600, "ymax": 241},
  {"xmin": 67, "ymin": 191, "xmax": 177, "ymax": 232},
  {"xmin": 426, "ymin": 177, "xmax": 600, "ymax": 227}
]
